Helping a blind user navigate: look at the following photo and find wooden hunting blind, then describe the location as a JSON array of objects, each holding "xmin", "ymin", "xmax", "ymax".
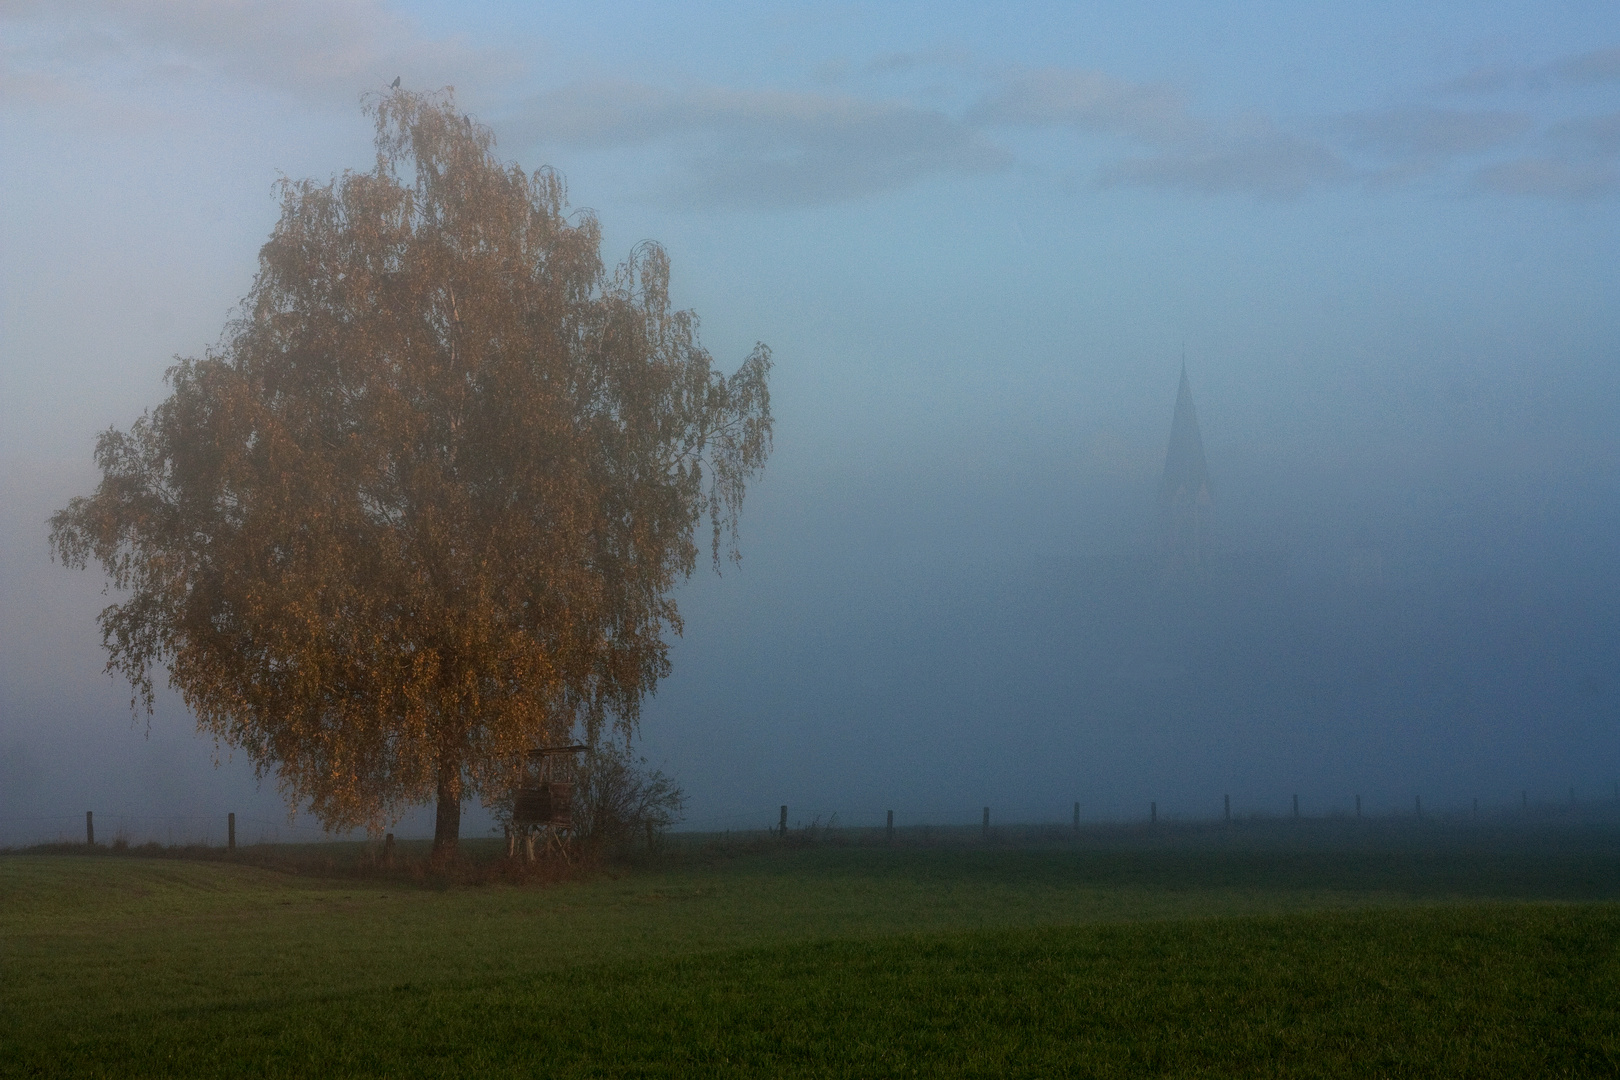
[
  {"xmin": 512, "ymin": 783, "xmax": 571, "ymax": 828},
  {"xmin": 508, "ymin": 744, "xmax": 587, "ymax": 861}
]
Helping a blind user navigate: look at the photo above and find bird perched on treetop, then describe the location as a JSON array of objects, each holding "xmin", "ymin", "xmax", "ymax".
[{"xmin": 391, "ymin": 76, "xmax": 401, "ymax": 88}]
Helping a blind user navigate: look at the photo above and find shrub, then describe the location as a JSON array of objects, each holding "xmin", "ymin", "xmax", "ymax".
[{"xmin": 571, "ymin": 746, "xmax": 684, "ymax": 858}]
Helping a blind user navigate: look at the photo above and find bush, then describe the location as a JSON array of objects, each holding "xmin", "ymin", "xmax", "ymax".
[{"xmin": 571, "ymin": 746, "xmax": 684, "ymax": 857}]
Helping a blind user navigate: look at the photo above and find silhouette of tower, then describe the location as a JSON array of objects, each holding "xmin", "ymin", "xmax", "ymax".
[{"xmin": 1159, "ymin": 363, "xmax": 1212, "ymax": 574}]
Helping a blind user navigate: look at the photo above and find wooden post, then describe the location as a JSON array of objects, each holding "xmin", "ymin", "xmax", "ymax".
[
  {"xmin": 886, "ymin": 809, "xmax": 894, "ymax": 843},
  {"xmin": 384, "ymin": 832, "xmax": 395, "ymax": 868},
  {"xmin": 86, "ymin": 811, "xmax": 94, "ymax": 846},
  {"xmin": 1292, "ymin": 793, "xmax": 1299, "ymax": 820},
  {"xmin": 779, "ymin": 805, "xmax": 788, "ymax": 838},
  {"xmin": 982, "ymin": 806, "xmax": 989, "ymax": 839},
  {"xmin": 1073, "ymin": 801, "xmax": 1080, "ymax": 833},
  {"xmin": 227, "ymin": 812, "xmax": 236, "ymax": 853},
  {"xmin": 1150, "ymin": 801, "xmax": 1157, "ymax": 825},
  {"xmin": 1224, "ymin": 793, "xmax": 1230, "ymax": 822}
]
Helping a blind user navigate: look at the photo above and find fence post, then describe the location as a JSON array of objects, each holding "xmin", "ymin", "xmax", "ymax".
[
  {"xmin": 384, "ymin": 832, "xmax": 395, "ymax": 867},
  {"xmin": 886, "ymin": 809, "xmax": 894, "ymax": 843},
  {"xmin": 1224, "ymin": 793, "xmax": 1230, "ymax": 822},
  {"xmin": 228, "ymin": 812, "xmax": 236, "ymax": 853},
  {"xmin": 779, "ymin": 805, "xmax": 788, "ymax": 838},
  {"xmin": 982, "ymin": 806, "xmax": 989, "ymax": 839},
  {"xmin": 86, "ymin": 811, "xmax": 94, "ymax": 846}
]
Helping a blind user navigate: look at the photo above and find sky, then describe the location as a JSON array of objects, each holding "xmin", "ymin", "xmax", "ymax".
[{"xmin": 2, "ymin": 1, "xmax": 1618, "ymax": 843}]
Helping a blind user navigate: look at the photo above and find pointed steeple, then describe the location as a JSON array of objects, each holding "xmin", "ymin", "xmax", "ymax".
[{"xmin": 1159, "ymin": 363, "xmax": 1211, "ymax": 506}]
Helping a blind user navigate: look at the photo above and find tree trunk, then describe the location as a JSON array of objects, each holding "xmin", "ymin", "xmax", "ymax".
[{"xmin": 433, "ymin": 764, "xmax": 462, "ymax": 858}]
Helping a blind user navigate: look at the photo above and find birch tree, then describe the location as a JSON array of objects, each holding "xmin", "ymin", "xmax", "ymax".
[{"xmin": 50, "ymin": 88, "xmax": 772, "ymax": 854}]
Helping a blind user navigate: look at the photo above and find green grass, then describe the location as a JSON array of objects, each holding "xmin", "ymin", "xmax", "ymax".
[{"xmin": 4, "ymin": 828, "xmax": 1620, "ymax": 1076}]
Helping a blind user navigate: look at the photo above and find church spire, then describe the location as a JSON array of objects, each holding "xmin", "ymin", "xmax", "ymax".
[
  {"xmin": 1159, "ymin": 364, "xmax": 1212, "ymax": 574},
  {"xmin": 1160, "ymin": 364, "xmax": 1210, "ymax": 506}
]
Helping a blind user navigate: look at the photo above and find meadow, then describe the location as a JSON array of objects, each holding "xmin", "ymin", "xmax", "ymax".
[{"xmin": 4, "ymin": 820, "xmax": 1619, "ymax": 1077}]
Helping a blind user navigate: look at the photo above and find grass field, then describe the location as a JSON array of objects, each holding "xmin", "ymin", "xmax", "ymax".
[{"xmin": 4, "ymin": 823, "xmax": 1619, "ymax": 1077}]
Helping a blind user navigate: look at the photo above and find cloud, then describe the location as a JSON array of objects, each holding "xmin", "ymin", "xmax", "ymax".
[
  {"xmin": 1548, "ymin": 112, "xmax": 1620, "ymax": 157},
  {"xmin": 0, "ymin": 61, "xmax": 82, "ymax": 108},
  {"xmin": 0, "ymin": 0, "xmax": 516, "ymax": 107},
  {"xmin": 812, "ymin": 49, "xmax": 976, "ymax": 88},
  {"xmin": 511, "ymin": 81, "xmax": 1008, "ymax": 208},
  {"xmin": 969, "ymin": 66, "xmax": 1196, "ymax": 143},
  {"xmin": 14, "ymin": 6, "xmax": 1609, "ymax": 208},
  {"xmin": 861, "ymin": 49, "xmax": 974, "ymax": 78},
  {"xmin": 1097, "ymin": 130, "xmax": 1353, "ymax": 197},
  {"xmin": 1420, "ymin": 54, "xmax": 1620, "ymax": 201},
  {"xmin": 514, "ymin": 66, "xmax": 1283, "ymax": 208},
  {"xmin": 1552, "ymin": 47, "xmax": 1620, "ymax": 85},
  {"xmin": 1340, "ymin": 107, "xmax": 1531, "ymax": 160},
  {"xmin": 1475, "ymin": 158, "xmax": 1620, "ymax": 199},
  {"xmin": 1443, "ymin": 64, "xmax": 1522, "ymax": 96},
  {"xmin": 521, "ymin": 63, "xmax": 1599, "ymax": 206},
  {"xmin": 968, "ymin": 67, "xmax": 1365, "ymax": 198},
  {"xmin": 511, "ymin": 66, "xmax": 1352, "ymax": 207},
  {"xmin": 1445, "ymin": 45, "xmax": 1620, "ymax": 94},
  {"xmin": 512, "ymin": 81, "xmax": 676, "ymax": 147}
]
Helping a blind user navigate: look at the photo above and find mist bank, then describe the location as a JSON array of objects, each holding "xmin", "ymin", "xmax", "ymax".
[
  {"xmin": 4, "ymin": 387, "xmax": 1617, "ymax": 843},
  {"xmin": 638, "ymin": 432, "xmax": 1620, "ymax": 831}
]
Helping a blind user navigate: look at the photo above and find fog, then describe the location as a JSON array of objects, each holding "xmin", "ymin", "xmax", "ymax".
[
  {"xmin": 633, "ymin": 367, "xmax": 1620, "ymax": 832},
  {"xmin": 2, "ymin": 2, "xmax": 1618, "ymax": 843}
]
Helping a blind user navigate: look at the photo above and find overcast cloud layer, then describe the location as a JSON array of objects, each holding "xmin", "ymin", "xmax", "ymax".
[
  {"xmin": 4, "ymin": 3, "xmax": 1619, "ymax": 205},
  {"xmin": 2, "ymin": 1, "xmax": 1618, "ymax": 842}
]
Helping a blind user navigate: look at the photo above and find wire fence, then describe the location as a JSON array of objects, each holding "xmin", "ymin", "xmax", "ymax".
[
  {"xmin": 0, "ymin": 812, "xmax": 363, "ymax": 850},
  {"xmin": 668, "ymin": 792, "xmax": 1620, "ymax": 838},
  {"xmin": 4, "ymin": 789, "xmax": 1617, "ymax": 850}
]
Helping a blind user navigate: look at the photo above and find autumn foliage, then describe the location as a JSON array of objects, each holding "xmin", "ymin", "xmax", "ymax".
[{"xmin": 51, "ymin": 88, "xmax": 772, "ymax": 851}]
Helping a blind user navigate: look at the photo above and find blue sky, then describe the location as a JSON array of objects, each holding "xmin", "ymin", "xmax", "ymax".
[{"xmin": 2, "ymin": 2, "xmax": 1618, "ymax": 841}]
